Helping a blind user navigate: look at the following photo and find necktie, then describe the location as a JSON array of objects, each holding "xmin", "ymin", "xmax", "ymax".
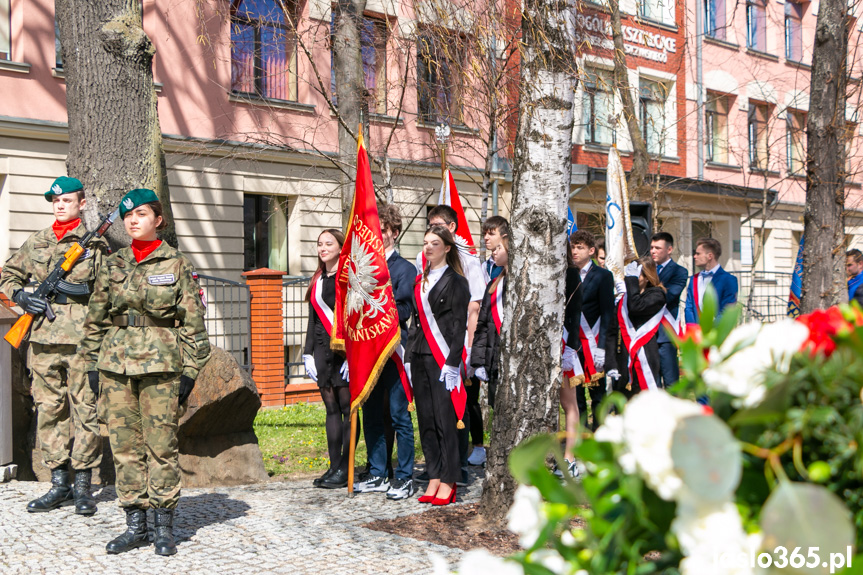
[
  {"xmin": 701, "ymin": 271, "xmax": 714, "ymax": 279},
  {"xmin": 657, "ymin": 263, "xmax": 664, "ymax": 275}
]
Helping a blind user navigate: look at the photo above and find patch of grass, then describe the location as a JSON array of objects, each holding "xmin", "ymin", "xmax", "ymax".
[{"xmin": 254, "ymin": 401, "xmax": 426, "ymax": 478}]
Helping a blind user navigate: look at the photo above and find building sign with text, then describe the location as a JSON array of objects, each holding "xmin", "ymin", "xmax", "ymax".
[{"xmin": 576, "ymin": 13, "xmax": 678, "ymax": 63}]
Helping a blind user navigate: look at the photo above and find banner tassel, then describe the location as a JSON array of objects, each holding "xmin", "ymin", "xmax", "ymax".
[
  {"xmin": 457, "ymin": 420, "xmax": 465, "ymax": 430},
  {"xmin": 408, "ymin": 402, "xmax": 415, "ymax": 413}
]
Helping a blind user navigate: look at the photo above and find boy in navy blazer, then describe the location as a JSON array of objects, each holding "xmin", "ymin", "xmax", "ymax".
[
  {"xmin": 684, "ymin": 237, "xmax": 738, "ymax": 325},
  {"xmin": 650, "ymin": 232, "xmax": 688, "ymax": 387}
]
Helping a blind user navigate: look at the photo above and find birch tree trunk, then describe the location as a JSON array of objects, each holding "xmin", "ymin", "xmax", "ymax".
[
  {"xmin": 801, "ymin": 0, "xmax": 848, "ymax": 312},
  {"xmin": 608, "ymin": 0, "xmax": 649, "ymax": 196},
  {"xmin": 55, "ymin": 0, "xmax": 174, "ymax": 249},
  {"xmin": 332, "ymin": 0, "xmax": 367, "ymax": 216},
  {"xmin": 478, "ymin": 0, "xmax": 577, "ymax": 525}
]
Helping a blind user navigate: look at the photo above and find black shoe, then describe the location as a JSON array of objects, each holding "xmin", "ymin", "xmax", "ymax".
[
  {"xmin": 313, "ymin": 468, "xmax": 335, "ymax": 488},
  {"xmin": 27, "ymin": 466, "xmax": 73, "ymax": 512},
  {"xmin": 106, "ymin": 507, "xmax": 149, "ymax": 554},
  {"xmin": 415, "ymin": 470, "xmax": 429, "ymax": 483},
  {"xmin": 72, "ymin": 469, "xmax": 97, "ymax": 516},
  {"xmin": 320, "ymin": 468, "xmax": 348, "ymax": 489},
  {"xmin": 456, "ymin": 470, "xmax": 469, "ymax": 487},
  {"xmin": 153, "ymin": 508, "xmax": 178, "ymax": 556}
]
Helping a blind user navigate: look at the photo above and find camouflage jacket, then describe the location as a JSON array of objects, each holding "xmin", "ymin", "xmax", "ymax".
[
  {"xmin": 0, "ymin": 223, "xmax": 107, "ymax": 345},
  {"xmin": 79, "ymin": 242, "xmax": 211, "ymax": 379}
]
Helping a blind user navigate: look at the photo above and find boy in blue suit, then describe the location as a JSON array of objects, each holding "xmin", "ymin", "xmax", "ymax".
[
  {"xmin": 649, "ymin": 232, "xmax": 688, "ymax": 387},
  {"xmin": 684, "ymin": 237, "xmax": 738, "ymax": 324}
]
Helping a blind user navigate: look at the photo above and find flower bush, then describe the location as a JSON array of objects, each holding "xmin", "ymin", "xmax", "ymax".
[{"xmin": 439, "ymin": 289, "xmax": 863, "ymax": 575}]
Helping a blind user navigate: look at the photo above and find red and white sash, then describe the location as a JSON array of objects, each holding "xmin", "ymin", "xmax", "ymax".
[
  {"xmin": 579, "ymin": 315, "xmax": 603, "ymax": 380},
  {"xmin": 414, "ymin": 273, "xmax": 467, "ymax": 425},
  {"xmin": 661, "ymin": 308, "xmax": 683, "ymax": 339},
  {"xmin": 311, "ymin": 276, "xmax": 334, "ymax": 336},
  {"xmin": 490, "ymin": 276, "xmax": 505, "ymax": 335},
  {"xmin": 617, "ymin": 295, "xmax": 664, "ymax": 391},
  {"xmin": 692, "ymin": 273, "xmax": 702, "ymax": 316},
  {"xmin": 392, "ymin": 343, "xmax": 413, "ymax": 404},
  {"xmin": 562, "ymin": 327, "xmax": 585, "ymax": 386}
]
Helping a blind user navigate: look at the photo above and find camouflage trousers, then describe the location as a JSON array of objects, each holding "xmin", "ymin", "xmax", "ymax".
[
  {"xmin": 29, "ymin": 343, "xmax": 101, "ymax": 470},
  {"xmin": 99, "ymin": 371, "xmax": 183, "ymax": 509}
]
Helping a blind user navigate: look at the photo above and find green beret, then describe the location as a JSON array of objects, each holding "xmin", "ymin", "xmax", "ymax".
[
  {"xmin": 44, "ymin": 176, "xmax": 83, "ymax": 201},
  {"xmin": 119, "ymin": 188, "xmax": 160, "ymax": 217}
]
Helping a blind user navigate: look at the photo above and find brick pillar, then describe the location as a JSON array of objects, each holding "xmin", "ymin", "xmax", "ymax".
[{"xmin": 242, "ymin": 268, "xmax": 285, "ymax": 407}]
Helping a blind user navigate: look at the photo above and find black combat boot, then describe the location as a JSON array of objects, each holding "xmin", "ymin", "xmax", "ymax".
[
  {"xmin": 72, "ymin": 469, "xmax": 97, "ymax": 516},
  {"xmin": 153, "ymin": 508, "xmax": 178, "ymax": 556},
  {"xmin": 106, "ymin": 507, "xmax": 149, "ymax": 554},
  {"xmin": 27, "ymin": 466, "xmax": 73, "ymax": 512}
]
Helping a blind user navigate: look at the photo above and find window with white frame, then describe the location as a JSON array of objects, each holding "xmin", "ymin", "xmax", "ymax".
[
  {"xmin": 0, "ymin": 0, "xmax": 9, "ymax": 60},
  {"xmin": 746, "ymin": 0, "xmax": 767, "ymax": 52},
  {"xmin": 706, "ymin": 93, "xmax": 729, "ymax": 164},
  {"xmin": 230, "ymin": 0, "xmax": 299, "ymax": 102},
  {"xmin": 704, "ymin": 0, "xmax": 726, "ymax": 40},
  {"xmin": 786, "ymin": 110, "xmax": 806, "ymax": 175},
  {"xmin": 785, "ymin": 2, "xmax": 804, "ymax": 62},
  {"xmin": 748, "ymin": 101, "xmax": 770, "ymax": 170},
  {"xmin": 639, "ymin": 78, "xmax": 670, "ymax": 156},
  {"xmin": 584, "ymin": 68, "xmax": 616, "ymax": 146},
  {"xmin": 639, "ymin": 0, "xmax": 675, "ymax": 25}
]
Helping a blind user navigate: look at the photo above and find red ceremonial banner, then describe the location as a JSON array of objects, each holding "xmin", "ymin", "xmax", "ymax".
[
  {"xmin": 332, "ymin": 133, "xmax": 401, "ymax": 412},
  {"xmin": 439, "ymin": 169, "xmax": 476, "ymax": 255}
]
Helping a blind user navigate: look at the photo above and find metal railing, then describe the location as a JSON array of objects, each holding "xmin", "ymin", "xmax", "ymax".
[
  {"xmin": 728, "ymin": 271, "xmax": 794, "ymax": 323},
  {"xmin": 198, "ymin": 274, "xmax": 251, "ymax": 372},
  {"xmin": 283, "ymin": 276, "xmax": 312, "ymax": 382}
]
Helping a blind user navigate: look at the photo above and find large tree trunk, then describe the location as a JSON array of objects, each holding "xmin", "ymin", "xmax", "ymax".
[
  {"xmin": 55, "ymin": 0, "xmax": 174, "ymax": 249},
  {"xmin": 478, "ymin": 0, "xmax": 576, "ymax": 525},
  {"xmin": 608, "ymin": 0, "xmax": 649, "ymax": 197},
  {"xmin": 332, "ymin": 0, "xmax": 367, "ymax": 216},
  {"xmin": 800, "ymin": 0, "xmax": 848, "ymax": 312}
]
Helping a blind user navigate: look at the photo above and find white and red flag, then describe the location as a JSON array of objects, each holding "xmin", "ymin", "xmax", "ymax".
[{"xmin": 439, "ymin": 169, "xmax": 476, "ymax": 256}]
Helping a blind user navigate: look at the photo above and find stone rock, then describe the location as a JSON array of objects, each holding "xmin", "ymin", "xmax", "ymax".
[{"xmin": 178, "ymin": 347, "xmax": 268, "ymax": 486}]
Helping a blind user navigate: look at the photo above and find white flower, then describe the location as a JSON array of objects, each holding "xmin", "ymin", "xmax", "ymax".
[
  {"xmin": 507, "ymin": 485, "xmax": 545, "ymax": 548},
  {"xmin": 672, "ymin": 495, "xmax": 762, "ymax": 575},
  {"xmin": 594, "ymin": 414, "xmax": 624, "ymax": 444},
  {"xmin": 703, "ymin": 320, "xmax": 808, "ymax": 407},
  {"xmin": 529, "ymin": 550, "xmax": 567, "ymax": 574},
  {"xmin": 456, "ymin": 550, "xmax": 525, "ymax": 575},
  {"xmin": 619, "ymin": 390, "xmax": 703, "ymax": 500},
  {"xmin": 430, "ymin": 552, "xmax": 454, "ymax": 575}
]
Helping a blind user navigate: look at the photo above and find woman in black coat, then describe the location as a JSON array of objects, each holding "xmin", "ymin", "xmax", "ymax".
[
  {"xmin": 617, "ymin": 255, "xmax": 667, "ymax": 397},
  {"xmin": 471, "ymin": 238, "xmax": 509, "ymax": 409},
  {"xmin": 560, "ymin": 238, "xmax": 584, "ymax": 474},
  {"xmin": 303, "ymin": 228, "xmax": 350, "ymax": 489},
  {"xmin": 408, "ymin": 225, "xmax": 470, "ymax": 506}
]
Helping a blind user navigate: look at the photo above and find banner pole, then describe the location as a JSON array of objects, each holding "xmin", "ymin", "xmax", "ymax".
[{"xmin": 347, "ymin": 410, "xmax": 357, "ymax": 497}]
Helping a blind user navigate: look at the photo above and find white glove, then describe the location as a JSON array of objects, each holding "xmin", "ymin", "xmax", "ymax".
[
  {"xmin": 624, "ymin": 262, "xmax": 642, "ymax": 278},
  {"xmin": 464, "ymin": 347, "xmax": 475, "ymax": 379},
  {"xmin": 475, "ymin": 366, "xmax": 489, "ymax": 382},
  {"xmin": 303, "ymin": 354, "xmax": 318, "ymax": 382},
  {"xmin": 593, "ymin": 348, "xmax": 606, "ymax": 373},
  {"xmin": 607, "ymin": 369, "xmax": 620, "ymax": 381},
  {"xmin": 615, "ymin": 280, "xmax": 627, "ymax": 299},
  {"xmin": 562, "ymin": 346, "xmax": 576, "ymax": 372},
  {"xmin": 340, "ymin": 361, "xmax": 350, "ymax": 383},
  {"xmin": 439, "ymin": 364, "xmax": 461, "ymax": 392}
]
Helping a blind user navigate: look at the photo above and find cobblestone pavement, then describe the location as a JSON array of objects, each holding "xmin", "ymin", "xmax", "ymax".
[{"xmin": 0, "ymin": 470, "xmax": 484, "ymax": 575}]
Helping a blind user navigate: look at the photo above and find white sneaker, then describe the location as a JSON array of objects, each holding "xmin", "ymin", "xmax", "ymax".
[
  {"xmin": 353, "ymin": 475, "xmax": 390, "ymax": 493},
  {"xmin": 567, "ymin": 459, "xmax": 584, "ymax": 482},
  {"xmin": 467, "ymin": 446, "xmax": 487, "ymax": 466}
]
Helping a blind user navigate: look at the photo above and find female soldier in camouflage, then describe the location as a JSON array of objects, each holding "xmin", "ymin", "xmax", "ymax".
[{"xmin": 80, "ymin": 189, "xmax": 210, "ymax": 556}]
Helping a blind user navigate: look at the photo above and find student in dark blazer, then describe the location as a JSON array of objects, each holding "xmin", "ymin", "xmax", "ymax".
[
  {"xmin": 408, "ymin": 226, "xmax": 470, "ymax": 506},
  {"xmin": 303, "ymin": 229, "xmax": 350, "ymax": 489},
  {"xmin": 354, "ymin": 205, "xmax": 418, "ymax": 500},
  {"xmin": 569, "ymin": 230, "xmax": 615, "ymax": 431},
  {"xmin": 684, "ymin": 237, "xmax": 738, "ymax": 324},
  {"xmin": 560, "ymin": 238, "xmax": 584, "ymax": 476},
  {"xmin": 649, "ymin": 232, "xmax": 688, "ymax": 387}
]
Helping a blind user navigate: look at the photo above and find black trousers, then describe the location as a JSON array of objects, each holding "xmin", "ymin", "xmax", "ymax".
[
  {"xmin": 412, "ymin": 353, "xmax": 460, "ymax": 484},
  {"xmin": 465, "ymin": 377, "xmax": 483, "ymax": 446}
]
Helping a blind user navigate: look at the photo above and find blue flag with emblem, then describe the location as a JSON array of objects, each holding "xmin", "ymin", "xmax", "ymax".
[
  {"xmin": 788, "ymin": 235, "xmax": 804, "ymax": 317},
  {"xmin": 566, "ymin": 206, "xmax": 577, "ymax": 237}
]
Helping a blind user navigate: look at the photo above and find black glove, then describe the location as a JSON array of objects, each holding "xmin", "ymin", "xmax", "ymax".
[
  {"xmin": 178, "ymin": 375, "xmax": 196, "ymax": 405},
  {"xmin": 12, "ymin": 289, "xmax": 48, "ymax": 315},
  {"xmin": 88, "ymin": 371, "xmax": 100, "ymax": 397}
]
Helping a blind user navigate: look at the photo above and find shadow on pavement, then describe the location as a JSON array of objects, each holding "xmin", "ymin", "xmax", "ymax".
[{"xmin": 174, "ymin": 492, "xmax": 252, "ymax": 541}]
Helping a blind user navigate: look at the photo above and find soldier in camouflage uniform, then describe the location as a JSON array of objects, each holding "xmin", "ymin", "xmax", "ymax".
[
  {"xmin": 79, "ymin": 189, "xmax": 211, "ymax": 556},
  {"xmin": 0, "ymin": 176, "xmax": 106, "ymax": 516}
]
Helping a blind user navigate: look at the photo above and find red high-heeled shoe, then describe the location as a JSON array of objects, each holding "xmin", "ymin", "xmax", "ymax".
[
  {"xmin": 418, "ymin": 490, "xmax": 438, "ymax": 503},
  {"xmin": 431, "ymin": 485, "xmax": 456, "ymax": 506}
]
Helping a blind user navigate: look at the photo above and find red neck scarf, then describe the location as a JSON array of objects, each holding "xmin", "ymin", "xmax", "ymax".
[
  {"xmin": 52, "ymin": 218, "xmax": 81, "ymax": 241},
  {"xmin": 131, "ymin": 239, "xmax": 162, "ymax": 263}
]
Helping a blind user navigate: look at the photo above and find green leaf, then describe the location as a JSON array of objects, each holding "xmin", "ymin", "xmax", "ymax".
[
  {"xmin": 761, "ymin": 481, "xmax": 855, "ymax": 575},
  {"xmin": 713, "ymin": 303, "xmax": 743, "ymax": 346},
  {"xmin": 671, "ymin": 415, "xmax": 742, "ymax": 502},
  {"xmin": 700, "ymin": 284, "xmax": 718, "ymax": 335},
  {"xmin": 509, "ymin": 434, "xmax": 561, "ymax": 485}
]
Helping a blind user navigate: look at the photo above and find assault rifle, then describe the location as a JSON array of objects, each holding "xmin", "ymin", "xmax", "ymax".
[{"xmin": 4, "ymin": 208, "xmax": 120, "ymax": 348}]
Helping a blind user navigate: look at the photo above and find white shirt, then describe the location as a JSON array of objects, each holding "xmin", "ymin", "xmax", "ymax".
[
  {"xmin": 385, "ymin": 248, "xmax": 395, "ymax": 262},
  {"xmin": 415, "ymin": 250, "xmax": 486, "ymax": 302},
  {"xmin": 579, "ymin": 260, "xmax": 593, "ymax": 282},
  {"xmin": 697, "ymin": 263, "xmax": 721, "ymax": 307},
  {"xmin": 424, "ymin": 265, "xmax": 447, "ymax": 292}
]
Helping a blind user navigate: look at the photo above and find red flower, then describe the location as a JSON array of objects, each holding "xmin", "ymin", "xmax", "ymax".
[
  {"xmin": 796, "ymin": 306, "xmax": 849, "ymax": 357},
  {"xmin": 680, "ymin": 323, "xmax": 703, "ymax": 345}
]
